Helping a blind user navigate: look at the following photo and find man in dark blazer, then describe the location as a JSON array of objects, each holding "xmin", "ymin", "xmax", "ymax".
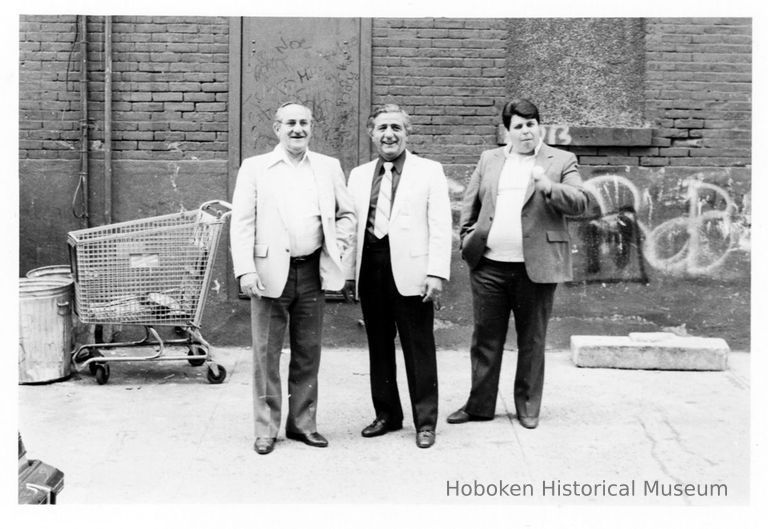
[{"xmin": 447, "ymin": 98, "xmax": 591, "ymax": 429}]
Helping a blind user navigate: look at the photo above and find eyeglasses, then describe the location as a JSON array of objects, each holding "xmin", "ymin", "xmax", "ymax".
[{"xmin": 277, "ymin": 119, "xmax": 312, "ymax": 127}]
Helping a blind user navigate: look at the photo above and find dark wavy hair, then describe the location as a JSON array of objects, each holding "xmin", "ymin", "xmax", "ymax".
[
  {"xmin": 501, "ymin": 98, "xmax": 541, "ymax": 129},
  {"xmin": 366, "ymin": 103, "xmax": 413, "ymax": 134}
]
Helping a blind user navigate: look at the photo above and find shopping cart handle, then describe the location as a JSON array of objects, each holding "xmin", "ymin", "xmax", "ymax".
[{"xmin": 200, "ymin": 200, "xmax": 233, "ymax": 220}]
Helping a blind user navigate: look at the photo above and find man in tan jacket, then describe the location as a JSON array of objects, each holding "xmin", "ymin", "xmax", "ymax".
[{"xmin": 230, "ymin": 102, "xmax": 355, "ymax": 454}]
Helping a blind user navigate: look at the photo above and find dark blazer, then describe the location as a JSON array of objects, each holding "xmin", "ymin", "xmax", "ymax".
[{"xmin": 459, "ymin": 143, "xmax": 591, "ymax": 283}]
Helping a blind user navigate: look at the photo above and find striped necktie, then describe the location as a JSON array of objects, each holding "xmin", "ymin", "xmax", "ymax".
[{"xmin": 373, "ymin": 162, "xmax": 394, "ymax": 238}]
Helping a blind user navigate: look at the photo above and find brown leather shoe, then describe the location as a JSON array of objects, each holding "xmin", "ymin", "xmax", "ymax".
[
  {"xmin": 416, "ymin": 429, "xmax": 436, "ymax": 448},
  {"xmin": 285, "ymin": 431, "xmax": 329, "ymax": 447},
  {"xmin": 361, "ymin": 418, "xmax": 403, "ymax": 438},
  {"xmin": 518, "ymin": 416, "xmax": 539, "ymax": 429},
  {"xmin": 254, "ymin": 437, "xmax": 276, "ymax": 455},
  {"xmin": 446, "ymin": 408, "xmax": 493, "ymax": 424}
]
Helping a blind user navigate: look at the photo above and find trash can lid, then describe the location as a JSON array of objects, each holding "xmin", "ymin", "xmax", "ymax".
[
  {"xmin": 25, "ymin": 265, "xmax": 72, "ymax": 279},
  {"xmin": 19, "ymin": 277, "xmax": 74, "ymax": 297}
]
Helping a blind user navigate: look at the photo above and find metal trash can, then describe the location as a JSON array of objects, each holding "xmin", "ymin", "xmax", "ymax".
[
  {"xmin": 26, "ymin": 264, "xmax": 95, "ymax": 345},
  {"xmin": 19, "ymin": 277, "xmax": 74, "ymax": 384}
]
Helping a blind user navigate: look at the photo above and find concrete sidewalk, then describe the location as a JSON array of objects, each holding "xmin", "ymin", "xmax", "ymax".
[{"xmin": 18, "ymin": 346, "xmax": 749, "ymax": 505}]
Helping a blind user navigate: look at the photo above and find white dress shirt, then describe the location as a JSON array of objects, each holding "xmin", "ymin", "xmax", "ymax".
[{"xmin": 268, "ymin": 146, "xmax": 323, "ymax": 257}]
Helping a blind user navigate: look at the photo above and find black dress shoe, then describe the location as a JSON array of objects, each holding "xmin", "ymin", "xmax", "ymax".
[
  {"xmin": 361, "ymin": 418, "xmax": 403, "ymax": 438},
  {"xmin": 446, "ymin": 408, "xmax": 493, "ymax": 424},
  {"xmin": 416, "ymin": 429, "xmax": 436, "ymax": 449},
  {"xmin": 518, "ymin": 416, "xmax": 539, "ymax": 429},
  {"xmin": 285, "ymin": 431, "xmax": 329, "ymax": 447},
  {"xmin": 254, "ymin": 437, "xmax": 276, "ymax": 455}
]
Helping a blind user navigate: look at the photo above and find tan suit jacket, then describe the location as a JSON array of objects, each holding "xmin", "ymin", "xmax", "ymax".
[{"xmin": 230, "ymin": 147, "xmax": 356, "ymax": 298}]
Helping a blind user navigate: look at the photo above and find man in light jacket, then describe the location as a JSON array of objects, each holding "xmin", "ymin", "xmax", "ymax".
[
  {"xmin": 347, "ymin": 103, "xmax": 452, "ymax": 449},
  {"xmin": 230, "ymin": 102, "xmax": 355, "ymax": 455}
]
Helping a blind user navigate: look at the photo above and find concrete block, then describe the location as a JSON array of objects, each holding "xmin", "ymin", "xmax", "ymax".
[{"xmin": 570, "ymin": 333, "xmax": 729, "ymax": 371}]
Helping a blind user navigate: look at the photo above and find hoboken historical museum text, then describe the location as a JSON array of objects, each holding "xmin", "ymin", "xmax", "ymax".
[{"xmin": 446, "ymin": 479, "xmax": 728, "ymax": 498}]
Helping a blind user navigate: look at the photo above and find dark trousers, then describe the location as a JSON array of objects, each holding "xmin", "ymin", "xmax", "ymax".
[
  {"xmin": 465, "ymin": 259, "xmax": 556, "ymax": 419},
  {"xmin": 358, "ymin": 242, "xmax": 438, "ymax": 431},
  {"xmin": 250, "ymin": 255, "xmax": 323, "ymax": 438}
]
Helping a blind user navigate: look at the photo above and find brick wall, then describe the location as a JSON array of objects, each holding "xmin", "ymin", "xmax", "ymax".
[
  {"xmin": 19, "ymin": 15, "xmax": 81, "ymax": 161},
  {"xmin": 575, "ymin": 18, "xmax": 751, "ymax": 168},
  {"xmin": 640, "ymin": 17, "xmax": 751, "ymax": 168},
  {"xmin": 19, "ymin": 15, "xmax": 232, "ymax": 276},
  {"xmin": 87, "ymin": 16, "xmax": 229, "ymax": 161},
  {"xmin": 20, "ymin": 16, "xmax": 230, "ymax": 161},
  {"xmin": 369, "ymin": 18, "xmax": 751, "ymax": 172},
  {"xmin": 371, "ymin": 18, "xmax": 508, "ymax": 180},
  {"xmin": 20, "ymin": 16, "xmax": 752, "ymax": 186}
]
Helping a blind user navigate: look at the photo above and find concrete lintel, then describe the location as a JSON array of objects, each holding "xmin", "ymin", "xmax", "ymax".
[
  {"xmin": 570, "ymin": 334, "xmax": 729, "ymax": 371},
  {"xmin": 496, "ymin": 124, "xmax": 655, "ymax": 147}
]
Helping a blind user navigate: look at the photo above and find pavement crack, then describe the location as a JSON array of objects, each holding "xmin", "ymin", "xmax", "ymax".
[
  {"xmin": 636, "ymin": 416, "xmax": 688, "ymax": 498},
  {"xmin": 662, "ymin": 417, "xmax": 717, "ymax": 467},
  {"xmin": 499, "ymin": 393, "xmax": 533, "ymax": 479},
  {"xmin": 725, "ymin": 371, "xmax": 749, "ymax": 390}
]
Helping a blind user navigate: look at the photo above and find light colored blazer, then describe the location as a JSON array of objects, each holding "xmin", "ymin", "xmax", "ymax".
[
  {"xmin": 230, "ymin": 147, "xmax": 356, "ymax": 298},
  {"xmin": 459, "ymin": 143, "xmax": 591, "ymax": 283},
  {"xmin": 347, "ymin": 150, "xmax": 452, "ymax": 296}
]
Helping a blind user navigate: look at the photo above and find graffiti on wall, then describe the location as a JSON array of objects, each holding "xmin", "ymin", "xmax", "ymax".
[
  {"xmin": 573, "ymin": 174, "xmax": 751, "ymax": 281},
  {"xmin": 241, "ymin": 19, "xmax": 363, "ymax": 171}
]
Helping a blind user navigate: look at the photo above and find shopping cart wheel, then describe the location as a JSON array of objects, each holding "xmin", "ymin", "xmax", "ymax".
[
  {"xmin": 94, "ymin": 363, "xmax": 110, "ymax": 385},
  {"xmin": 206, "ymin": 364, "xmax": 227, "ymax": 384},
  {"xmin": 88, "ymin": 350, "xmax": 104, "ymax": 375},
  {"xmin": 187, "ymin": 345, "xmax": 207, "ymax": 367}
]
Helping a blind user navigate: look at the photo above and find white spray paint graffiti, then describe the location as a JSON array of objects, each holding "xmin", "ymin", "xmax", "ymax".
[{"xmin": 582, "ymin": 174, "xmax": 751, "ymax": 277}]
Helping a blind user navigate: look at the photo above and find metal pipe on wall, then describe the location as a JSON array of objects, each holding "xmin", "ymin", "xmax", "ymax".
[
  {"xmin": 104, "ymin": 16, "xmax": 113, "ymax": 224},
  {"xmin": 77, "ymin": 14, "xmax": 90, "ymax": 227}
]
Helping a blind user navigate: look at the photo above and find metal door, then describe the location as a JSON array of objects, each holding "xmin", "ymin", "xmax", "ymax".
[{"xmin": 238, "ymin": 17, "xmax": 372, "ymax": 173}]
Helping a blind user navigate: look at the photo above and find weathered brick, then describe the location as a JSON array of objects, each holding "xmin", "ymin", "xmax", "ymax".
[
  {"xmin": 670, "ymin": 157, "xmax": 749, "ymax": 167},
  {"xmin": 659, "ymin": 147, "xmax": 690, "ymax": 157},
  {"xmin": 579, "ymin": 156, "xmax": 639, "ymax": 166},
  {"xmin": 152, "ymin": 92, "xmax": 184, "ymax": 102},
  {"xmin": 640, "ymin": 157, "xmax": 670, "ymax": 166},
  {"xmin": 153, "ymin": 132, "xmax": 186, "ymax": 141}
]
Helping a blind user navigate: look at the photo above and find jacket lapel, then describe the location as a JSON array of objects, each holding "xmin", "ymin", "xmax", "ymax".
[
  {"xmin": 264, "ymin": 148, "xmax": 292, "ymax": 228},
  {"xmin": 485, "ymin": 148, "xmax": 506, "ymax": 212},
  {"xmin": 309, "ymin": 154, "xmax": 332, "ymax": 217},
  {"xmin": 390, "ymin": 150, "xmax": 412, "ymax": 218}
]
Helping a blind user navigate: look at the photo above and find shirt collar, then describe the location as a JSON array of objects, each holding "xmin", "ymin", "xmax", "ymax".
[
  {"xmin": 267, "ymin": 145, "xmax": 312, "ymax": 168},
  {"xmin": 504, "ymin": 137, "xmax": 543, "ymax": 159},
  {"xmin": 375, "ymin": 149, "xmax": 407, "ymax": 175}
]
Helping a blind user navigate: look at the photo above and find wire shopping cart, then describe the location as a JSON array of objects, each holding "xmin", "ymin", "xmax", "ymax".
[{"xmin": 67, "ymin": 200, "xmax": 232, "ymax": 385}]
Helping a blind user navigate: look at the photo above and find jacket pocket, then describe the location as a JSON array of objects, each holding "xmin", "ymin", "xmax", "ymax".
[
  {"xmin": 546, "ymin": 231, "xmax": 569, "ymax": 243},
  {"xmin": 254, "ymin": 244, "xmax": 269, "ymax": 258}
]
